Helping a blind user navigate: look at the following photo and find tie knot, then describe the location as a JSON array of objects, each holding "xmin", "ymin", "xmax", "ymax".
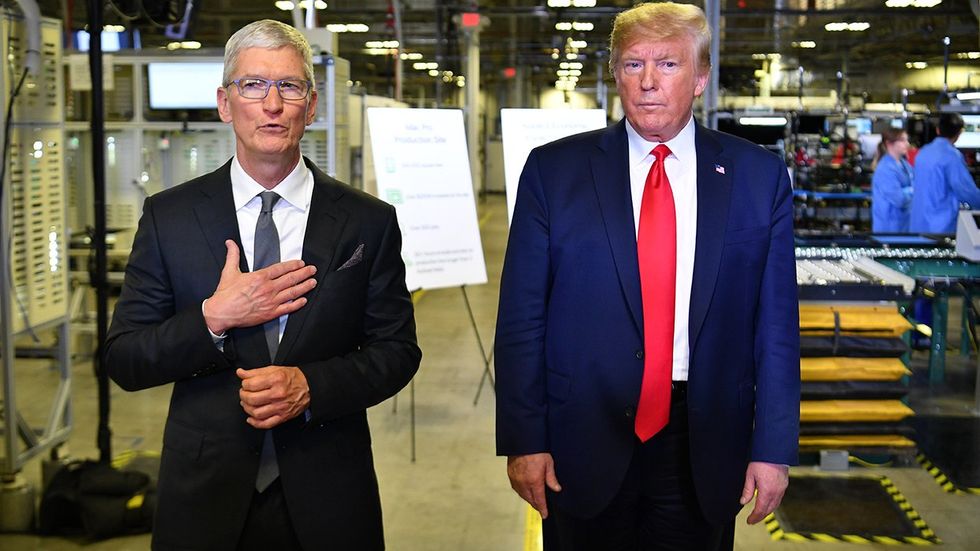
[
  {"xmin": 259, "ymin": 191, "xmax": 281, "ymax": 214},
  {"xmin": 651, "ymin": 144, "xmax": 672, "ymax": 163}
]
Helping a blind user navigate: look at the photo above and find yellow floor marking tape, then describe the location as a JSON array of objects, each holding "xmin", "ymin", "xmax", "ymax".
[
  {"xmin": 763, "ymin": 474, "xmax": 940, "ymax": 545},
  {"xmin": 524, "ymin": 504, "xmax": 542, "ymax": 551},
  {"xmin": 916, "ymin": 453, "xmax": 980, "ymax": 495}
]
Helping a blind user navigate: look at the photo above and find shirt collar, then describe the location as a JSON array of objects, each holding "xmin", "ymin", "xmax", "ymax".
[
  {"xmin": 625, "ymin": 114, "xmax": 696, "ymax": 167},
  {"xmin": 231, "ymin": 156, "xmax": 310, "ymax": 212}
]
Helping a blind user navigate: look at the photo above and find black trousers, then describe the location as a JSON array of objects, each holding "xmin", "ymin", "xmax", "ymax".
[
  {"xmin": 236, "ymin": 479, "xmax": 305, "ymax": 551},
  {"xmin": 543, "ymin": 385, "xmax": 736, "ymax": 551}
]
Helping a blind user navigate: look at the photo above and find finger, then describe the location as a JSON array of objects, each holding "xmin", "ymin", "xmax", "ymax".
[
  {"xmin": 247, "ymin": 413, "xmax": 285, "ymax": 429},
  {"xmin": 261, "ymin": 259, "xmax": 310, "ymax": 281},
  {"xmin": 272, "ymin": 297, "xmax": 309, "ymax": 318},
  {"xmin": 545, "ymin": 461, "xmax": 562, "ymax": 492},
  {"xmin": 746, "ymin": 501, "xmax": 766, "ymax": 524},
  {"xmin": 272, "ymin": 278, "xmax": 317, "ymax": 305},
  {"xmin": 222, "ymin": 240, "xmax": 242, "ymax": 276},
  {"xmin": 526, "ymin": 477, "xmax": 549, "ymax": 519},
  {"xmin": 240, "ymin": 399, "xmax": 282, "ymax": 420},
  {"xmin": 740, "ymin": 476, "xmax": 757, "ymax": 505}
]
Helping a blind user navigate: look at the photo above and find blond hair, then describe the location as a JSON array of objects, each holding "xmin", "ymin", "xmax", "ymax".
[
  {"xmin": 223, "ymin": 19, "xmax": 315, "ymax": 86},
  {"xmin": 608, "ymin": 2, "xmax": 711, "ymax": 77}
]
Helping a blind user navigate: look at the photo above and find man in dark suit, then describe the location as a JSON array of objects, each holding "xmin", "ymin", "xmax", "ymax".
[
  {"xmin": 105, "ymin": 20, "xmax": 420, "ymax": 551},
  {"xmin": 495, "ymin": 3, "xmax": 800, "ymax": 549}
]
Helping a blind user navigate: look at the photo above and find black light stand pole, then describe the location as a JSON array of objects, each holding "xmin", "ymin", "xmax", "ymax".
[{"xmin": 87, "ymin": 0, "xmax": 111, "ymax": 464}]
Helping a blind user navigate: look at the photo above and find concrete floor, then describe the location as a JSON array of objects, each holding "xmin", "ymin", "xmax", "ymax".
[{"xmin": 2, "ymin": 194, "xmax": 980, "ymax": 550}]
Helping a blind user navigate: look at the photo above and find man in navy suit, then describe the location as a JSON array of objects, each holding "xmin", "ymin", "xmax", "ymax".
[
  {"xmin": 495, "ymin": 3, "xmax": 800, "ymax": 549},
  {"xmin": 106, "ymin": 20, "xmax": 420, "ymax": 551}
]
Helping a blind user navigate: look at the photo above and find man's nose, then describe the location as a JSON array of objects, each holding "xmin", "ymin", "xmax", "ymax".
[
  {"xmin": 263, "ymin": 85, "xmax": 284, "ymax": 111},
  {"xmin": 640, "ymin": 66, "xmax": 658, "ymax": 90}
]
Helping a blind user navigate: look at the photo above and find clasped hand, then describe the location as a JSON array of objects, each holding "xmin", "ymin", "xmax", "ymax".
[
  {"xmin": 203, "ymin": 239, "xmax": 317, "ymax": 335},
  {"xmin": 238, "ymin": 366, "xmax": 311, "ymax": 429}
]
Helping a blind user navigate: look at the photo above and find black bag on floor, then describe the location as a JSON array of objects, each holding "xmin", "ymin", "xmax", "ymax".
[{"xmin": 39, "ymin": 460, "xmax": 155, "ymax": 539}]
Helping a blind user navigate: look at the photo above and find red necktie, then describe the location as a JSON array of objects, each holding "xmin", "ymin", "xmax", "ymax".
[{"xmin": 635, "ymin": 144, "xmax": 675, "ymax": 442}]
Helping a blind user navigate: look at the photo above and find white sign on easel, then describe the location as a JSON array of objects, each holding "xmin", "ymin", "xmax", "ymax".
[
  {"xmin": 367, "ymin": 108, "xmax": 488, "ymax": 291},
  {"xmin": 500, "ymin": 108, "xmax": 607, "ymax": 223}
]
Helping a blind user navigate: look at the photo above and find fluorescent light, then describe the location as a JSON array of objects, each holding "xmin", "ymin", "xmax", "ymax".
[
  {"xmin": 956, "ymin": 52, "xmax": 980, "ymax": 59},
  {"xmin": 548, "ymin": 0, "xmax": 571, "ymax": 6},
  {"xmin": 905, "ymin": 61, "xmax": 928, "ymax": 69},
  {"xmin": 400, "ymin": 52, "xmax": 423, "ymax": 60},
  {"xmin": 275, "ymin": 0, "xmax": 295, "ymax": 10},
  {"xmin": 428, "ymin": 69, "xmax": 439, "ymax": 77},
  {"xmin": 793, "ymin": 41, "xmax": 817, "ymax": 48},
  {"xmin": 556, "ymin": 21, "xmax": 594, "ymax": 31},
  {"xmin": 365, "ymin": 40, "xmax": 399, "ymax": 48},
  {"xmin": 956, "ymin": 91, "xmax": 980, "ymax": 101},
  {"xmin": 825, "ymin": 22, "xmax": 870, "ymax": 32},
  {"xmin": 569, "ymin": 40, "xmax": 587, "ymax": 49},
  {"xmin": 886, "ymin": 0, "xmax": 941, "ymax": 6},
  {"xmin": 326, "ymin": 23, "xmax": 369, "ymax": 33},
  {"xmin": 572, "ymin": 0, "xmax": 596, "ymax": 6},
  {"xmin": 559, "ymin": 62, "xmax": 583, "ymax": 70},
  {"xmin": 739, "ymin": 116, "xmax": 788, "ymax": 126}
]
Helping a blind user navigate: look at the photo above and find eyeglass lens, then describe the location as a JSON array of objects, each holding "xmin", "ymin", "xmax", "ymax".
[{"xmin": 236, "ymin": 78, "xmax": 310, "ymax": 100}]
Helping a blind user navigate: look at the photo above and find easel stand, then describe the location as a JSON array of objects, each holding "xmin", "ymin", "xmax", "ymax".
[{"xmin": 461, "ymin": 286, "xmax": 495, "ymax": 406}]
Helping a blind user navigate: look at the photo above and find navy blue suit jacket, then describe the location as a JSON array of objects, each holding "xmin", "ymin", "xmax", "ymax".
[{"xmin": 495, "ymin": 120, "xmax": 800, "ymax": 523}]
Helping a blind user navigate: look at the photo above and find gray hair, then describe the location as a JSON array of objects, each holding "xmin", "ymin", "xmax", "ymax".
[{"xmin": 223, "ymin": 19, "xmax": 315, "ymax": 86}]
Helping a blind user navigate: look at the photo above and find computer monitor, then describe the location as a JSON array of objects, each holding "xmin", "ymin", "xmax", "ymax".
[
  {"xmin": 956, "ymin": 115, "xmax": 980, "ymax": 149},
  {"xmin": 147, "ymin": 62, "xmax": 223, "ymax": 110}
]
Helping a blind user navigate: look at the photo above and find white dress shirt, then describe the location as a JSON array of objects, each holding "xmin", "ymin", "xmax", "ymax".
[
  {"xmin": 232, "ymin": 155, "xmax": 314, "ymax": 344},
  {"xmin": 207, "ymin": 156, "xmax": 314, "ymax": 345},
  {"xmin": 625, "ymin": 115, "xmax": 698, "ymax": 381}
]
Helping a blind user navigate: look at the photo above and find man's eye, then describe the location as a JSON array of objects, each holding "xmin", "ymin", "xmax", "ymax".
[
  {"xmin": 280, "ymin": 81, "xmax": 300, "ymax": 90},
  {"xmin": 241, "ymin": 79, "xmax": 267, "ymax": 89}
]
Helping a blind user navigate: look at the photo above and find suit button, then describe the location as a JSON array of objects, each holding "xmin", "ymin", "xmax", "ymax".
[
  {"xmin": 635, "ymin": 350, "xmax": 644, "ymax": 360},
  {"xmin": 624, "ymin": 406, "xmax": 635, "ymax": 419}
]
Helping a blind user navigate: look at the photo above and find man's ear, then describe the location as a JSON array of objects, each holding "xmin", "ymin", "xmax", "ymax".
[
  {"xmin": 305, "ymin": 89, "xmax": 318, "ymax": 126},
  {"xmin": 694, "ymin": 70, "xmax": 709, "ymax": 98},
  {"xmin": 217, "ymin": 86, "xmax": 232, "ymax": 123}
]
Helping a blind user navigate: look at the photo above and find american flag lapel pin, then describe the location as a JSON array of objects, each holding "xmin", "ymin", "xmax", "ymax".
[{"xmin": 715, "ymin": 164, "xmax": 726, "ymax": 175}]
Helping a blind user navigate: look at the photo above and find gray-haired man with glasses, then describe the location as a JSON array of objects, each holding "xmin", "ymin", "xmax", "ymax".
[{"xmin": 106, "ymin": 19, "xmax": 420, "ymax": 551}]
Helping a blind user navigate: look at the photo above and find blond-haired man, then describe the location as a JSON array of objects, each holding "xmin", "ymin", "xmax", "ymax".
[{"xmin": 496, "ymin": 3, "xmax": 799, "ymax": 549}]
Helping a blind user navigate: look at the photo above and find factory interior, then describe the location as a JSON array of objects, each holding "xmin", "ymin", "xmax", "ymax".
[{"xmin": 0, "ymin": 0, "xmax": 980, "ymax": 549}]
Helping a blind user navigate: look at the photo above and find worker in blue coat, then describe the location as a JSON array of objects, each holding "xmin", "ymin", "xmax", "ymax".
[
  {"xmin": 909, "ymin": 113, "xmax": 980, "ymax": 233},
  {"xmin": 871, "ymin": 127, "xmax": 914, "ymax": 232}
]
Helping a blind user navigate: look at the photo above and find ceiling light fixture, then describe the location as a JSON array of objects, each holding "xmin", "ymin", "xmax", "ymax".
[
  {"xmin": 792, "ymin": 41, "xmax": 816, "ymax": 48},
  {"xmin": 885, "ymin": 0, "xmax": 941, "ymax": 7},
  {"xmin": 739, "ymin": 116, "xmax": 788, "ymax": 126},
  {"xmin": 956, "ymin": 52, "xmax": 980, "ymax": 59},
  {"xmin": 825, "ymin": 22, "xmax": 870, "ymax": 32},
  {"xmin": 326, "ymin": 24, "xmax": 369, "ymax": 33},
  {"xmin": 905, "ymin": 61, "xmax": 928, "ymax": 69},
  {"xmin": 365, "ymin": 40, "xmax": 399, "ymax": 49}
]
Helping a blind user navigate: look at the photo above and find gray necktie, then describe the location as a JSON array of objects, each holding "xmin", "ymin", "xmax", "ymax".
[{"xmin": 253, "ymin": 191, "xmax": 281, "ymax": 492}]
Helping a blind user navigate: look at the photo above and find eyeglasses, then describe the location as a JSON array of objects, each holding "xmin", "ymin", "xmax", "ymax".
[{"xmin": 226, "ymin": 78, "xmax": 312, "ymax": 100}]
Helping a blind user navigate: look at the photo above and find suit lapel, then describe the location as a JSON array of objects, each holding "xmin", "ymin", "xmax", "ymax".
[
  {"xmin": 192, "ymin": 160, "xmax": 270, "ymax": 364},
  {"xmin": 193, "ymin": 160, "xmax": 248, "ymax": 272},
  {"xmin": 592, "ymin": 120, "xmax": 642, "ymax": 334},
  {"xmin": 689, "ymin": 125, "xmax": 732, "ymax": 349},
  {"xmin": 277, "ymin": 160, "xmax": 349, "ymax": 362}
]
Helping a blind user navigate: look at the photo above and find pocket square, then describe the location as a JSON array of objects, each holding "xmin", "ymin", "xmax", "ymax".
[{"xmin": 338, "ymin": 243, "xmax": 365, "ymax": 271}]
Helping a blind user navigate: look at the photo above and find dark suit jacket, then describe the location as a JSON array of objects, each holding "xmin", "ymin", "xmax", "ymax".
[
  {"xmin": 495, "ymin": 120, "xmax": 800, "ymax": 523},
  {"xmin": 105, "ymin": 158, "xmax": 421, "ymax": 550}
]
